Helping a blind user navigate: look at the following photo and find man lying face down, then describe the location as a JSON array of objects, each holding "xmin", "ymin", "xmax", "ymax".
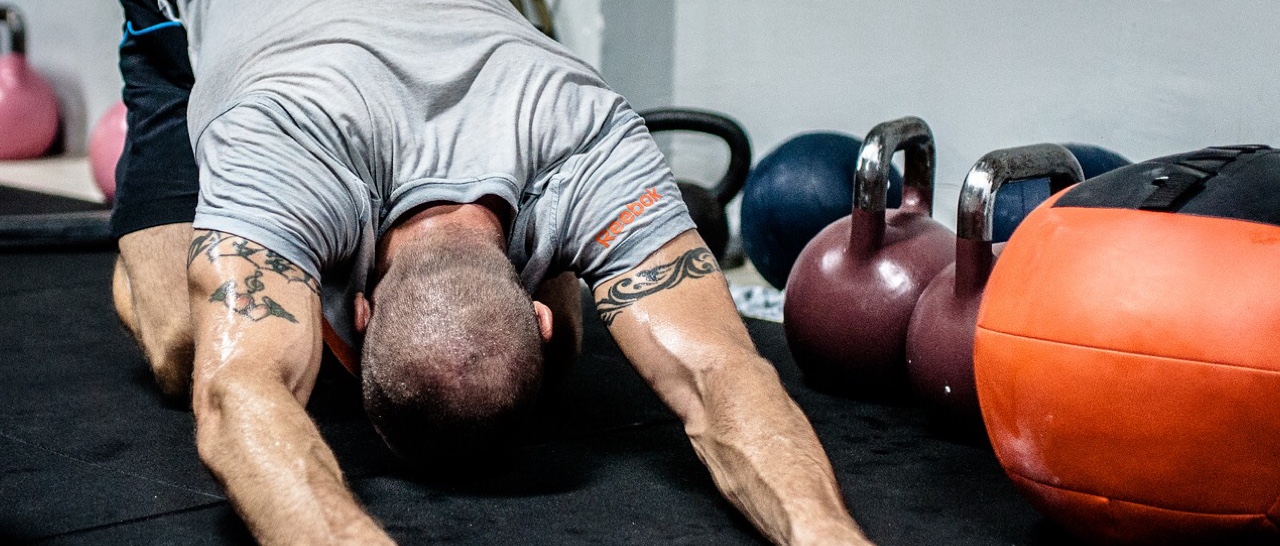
[{"xmin": 109, "ymin": 0, "xmax": 876, "ymax": 544}]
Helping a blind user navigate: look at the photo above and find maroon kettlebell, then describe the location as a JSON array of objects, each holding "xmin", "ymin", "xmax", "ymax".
[
  {"xmin": 905, "ymin": 144, "xmax": 1083, "ymax": 421},
  {"xmin": 0, "ymin": 5, "xmax": 58, "ymax": 160},
  {"xmin": 784, "ymin": 116, "xmax": 955, "ymax": 398}
]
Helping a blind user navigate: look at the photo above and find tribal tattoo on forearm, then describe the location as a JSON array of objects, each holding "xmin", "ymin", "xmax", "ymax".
[
  {"xmin": 595, "ymin": 247, "xmax": 719, "ymax": 326},
  {"xmin": 187, "ymin": 231, "xmax": 320, "ymax": 323}
]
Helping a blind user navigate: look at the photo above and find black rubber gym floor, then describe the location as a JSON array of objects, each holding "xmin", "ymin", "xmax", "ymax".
[{"xmin": 0, "ymin": 187, "xmax": 1083, "ymax": 545}]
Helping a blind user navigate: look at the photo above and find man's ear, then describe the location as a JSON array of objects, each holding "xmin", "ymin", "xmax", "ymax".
[
  {"xmin": 354, "ymin": 292, "xmax": 371, "ymax": 334},
  {"xmin": 532, "ymin": 301, "xmax": 554, "ymax": 343}
]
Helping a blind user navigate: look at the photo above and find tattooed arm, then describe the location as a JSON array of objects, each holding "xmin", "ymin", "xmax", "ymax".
[
  {"xmin": 595, "ymin": 230, "xmax": 873, "ymax": 546},
  {"xmin": 187, "ymin": 230, "xmax": 394, "ymax": 545}
]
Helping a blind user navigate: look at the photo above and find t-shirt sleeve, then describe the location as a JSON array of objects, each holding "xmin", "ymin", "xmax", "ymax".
[
  {"xmin": 191, "ymin": 97, "xmax": 366, "ymax": 281},
  {"xmin": 556, "ymin": 112, "xmax": 698, "ymax": 290}
]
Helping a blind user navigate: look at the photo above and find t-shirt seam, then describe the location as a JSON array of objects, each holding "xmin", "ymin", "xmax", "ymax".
[
  {"xmin": 197, "ymin": 93, "xmax": 374, "ymax": 245},
  {"xmin": 583, "ymin": 208, "xmax": 692, "ymax": 290},
  {"xmin": 193, "ymin": 205, "xmax": 322, "ymax": 280},
  {"xmin": 189, "ymin": 92, "xmax": 275, "ymax": 154},
  {"xmin": 388, "ymin": 173, "xmax": 521, "ymax": 198},
  {"xmin": 379, "ymin": 174, "xmax": 524, "ymax": 236}
]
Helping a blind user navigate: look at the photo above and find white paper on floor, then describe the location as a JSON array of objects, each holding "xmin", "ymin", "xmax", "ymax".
[{"xmin": 729, "ymin": 284, "xmax": 784, "ymax": 323}]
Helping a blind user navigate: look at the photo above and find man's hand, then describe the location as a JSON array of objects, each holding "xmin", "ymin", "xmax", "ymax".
[
  {"xmin": 594, "ymin": 230, "xmax": 875, "ymax": 546},
  {"xmin": 187, "ymin": 230, "xmax": 394, "ymax": 545}
]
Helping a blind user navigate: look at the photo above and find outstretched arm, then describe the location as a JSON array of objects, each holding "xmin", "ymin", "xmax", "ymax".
[
  {"xmin": 595, "ymin": 230, "xmax": 873, "ymax": 546},
  {"xmin": 187, "ymin": 230, "xmax": 394, "ymax": 545}
]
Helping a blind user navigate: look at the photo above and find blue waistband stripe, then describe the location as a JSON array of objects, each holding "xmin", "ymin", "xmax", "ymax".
[{"xmin": 120, "ymin": 20, "xmax": 184, "ymax": 46}]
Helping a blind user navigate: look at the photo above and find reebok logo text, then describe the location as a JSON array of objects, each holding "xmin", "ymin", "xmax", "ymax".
[{"xmin": 595, "ymin": 188, "xmax": 664, "ymax": 248}]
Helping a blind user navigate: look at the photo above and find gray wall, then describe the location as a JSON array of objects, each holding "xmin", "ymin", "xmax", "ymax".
[
  {"xmin": 17, "ymin": 0, "xmax": 1268, "ymax": 230},
  {"xmin": 555, "ymin": 0, "xmax": 604, "ymax": 70},
  {"xmin": 673, "ymin": 0, "xmax": 1280, "ymax": 227},
  {"xmin": 600, "ymin": 0, "xmax": 674, "ymax": 111}
]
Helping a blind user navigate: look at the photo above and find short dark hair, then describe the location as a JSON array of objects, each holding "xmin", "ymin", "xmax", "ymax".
[{"xmin": 361, "ymin": 227, "xmax": 543, "ymax": 467}]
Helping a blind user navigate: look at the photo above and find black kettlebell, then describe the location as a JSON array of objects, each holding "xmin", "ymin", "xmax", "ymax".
[{"xmin": 640, "ymin": 108, "xmax": 752, "ymax": 263}]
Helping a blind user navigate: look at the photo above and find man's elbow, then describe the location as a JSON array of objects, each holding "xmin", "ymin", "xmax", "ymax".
[
  {"xmin": 191, "ymin": 370, "xmax": 263, "ymax": 471},
  {"xmin": 192, "ymin": 371, "xmax": 232, "ymax": 466}
]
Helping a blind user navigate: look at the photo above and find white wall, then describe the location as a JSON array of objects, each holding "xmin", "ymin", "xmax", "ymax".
[
  {"xmin": 554, "ymin": 0, "xmax": 605, "ymax": 70},
  {"xmin": 672, "ymin": 0, "xmax": 1280, "ymax": 227}
]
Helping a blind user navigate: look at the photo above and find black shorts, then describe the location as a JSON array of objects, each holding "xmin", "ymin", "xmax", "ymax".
[{"xmin": 109, "ymin": 0, "xmax": 199, "ymax": 239}]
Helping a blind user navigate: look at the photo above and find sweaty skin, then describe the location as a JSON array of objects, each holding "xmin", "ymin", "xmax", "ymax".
[
  {"xmin": 187, "ymin": 229, "xmax": 394, "ymax": 545},
  {"xmin": 186, "ymin": 203, "xmax": 554, "ymax": 546},
  {"xmin": 185, "ymin": 194, "xmax": 872, "ymax": 545},
  {"xmin": 114, "ymin": 222, "xmax": 197, "ymax": 400},
  {"xmin": 110, "ymin": 1, "xmax": 870, "ymax": 541},
  {"xmin": 594, "ymin": 230, "xmax": 872, "ymax": 546}
]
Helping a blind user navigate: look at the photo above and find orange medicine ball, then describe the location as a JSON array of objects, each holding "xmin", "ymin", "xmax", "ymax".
[{"xmin": 974, "ymin": 145, "xmax": 1280, "ymax": 545}]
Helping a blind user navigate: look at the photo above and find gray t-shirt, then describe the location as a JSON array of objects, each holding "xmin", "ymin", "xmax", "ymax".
[{"xmin": 176, "ymin": 0, "xmax": 695, "ymax": 353}]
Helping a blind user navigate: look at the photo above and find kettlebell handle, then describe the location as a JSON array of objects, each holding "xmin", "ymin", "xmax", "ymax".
[
  {"xmin": 640, "ymin": 108, "xmax": 753, "ymax": 206},
  {"xmin": 854, "ymin": 116, "xmax": 935, "ymax": 215},
  {"xmin": 953, "ymin": 143, "xmax": 1084, "ymax": 295},
  {"xmin": 957, "ymin": 143, "xmax": 1083, "ymax": 242},
  {"xmin": 0, "ymin": 5, "xmax": 25, "ymax": 55}
]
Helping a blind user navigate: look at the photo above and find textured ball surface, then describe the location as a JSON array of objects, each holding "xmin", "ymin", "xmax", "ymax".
[{"xmin": 975, "ymin": 146, "xmax": 1280, "ymax": 545}]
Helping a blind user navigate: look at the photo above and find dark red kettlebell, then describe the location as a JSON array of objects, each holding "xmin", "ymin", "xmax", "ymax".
[
  {"xmin": 905, "ymin": 144, "xmax": 1083, "ymax": 421},
  {"xmin": 0, "ymin": 5, "xmax": 59, "ymax": 160},
  {"xmin": 784, "ymin": 116, "xmax": 955, "ymax": 398},
  {"xmin": 640, "ymin": 108, "xmax": 752, "ymax": 264}
]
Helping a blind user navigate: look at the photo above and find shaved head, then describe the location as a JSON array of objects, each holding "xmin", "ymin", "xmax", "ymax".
[{"xmin": 361, "ymin": 225, "xmax": 543, "ymax": 466}]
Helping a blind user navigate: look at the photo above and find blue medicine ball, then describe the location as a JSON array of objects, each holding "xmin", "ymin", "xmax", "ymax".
[
  {"xmin": 741, "ymin": 132, "xmax": 903, "ymax": 289},
  {"xmin": 992, "ymin": 143, "xmax": 1131, "ymax": 242}
]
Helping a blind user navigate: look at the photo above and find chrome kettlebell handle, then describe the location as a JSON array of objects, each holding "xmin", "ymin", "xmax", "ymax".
[
  {"xmin": 958, "ymin": 144, "xmax": 1084, "ymax": 243},
  {"xmin": 855, "ymin": 116, "xmax": 935, "ymax": 215}
]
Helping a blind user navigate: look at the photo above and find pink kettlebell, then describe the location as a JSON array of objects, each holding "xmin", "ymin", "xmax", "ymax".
[
  {"xmin": 0, "ymin": 5, "xmax": 59, "ymax": 160},
  {"xmin": 89, "ymin": 101, "xmax": 128, "ymax": 202}
]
